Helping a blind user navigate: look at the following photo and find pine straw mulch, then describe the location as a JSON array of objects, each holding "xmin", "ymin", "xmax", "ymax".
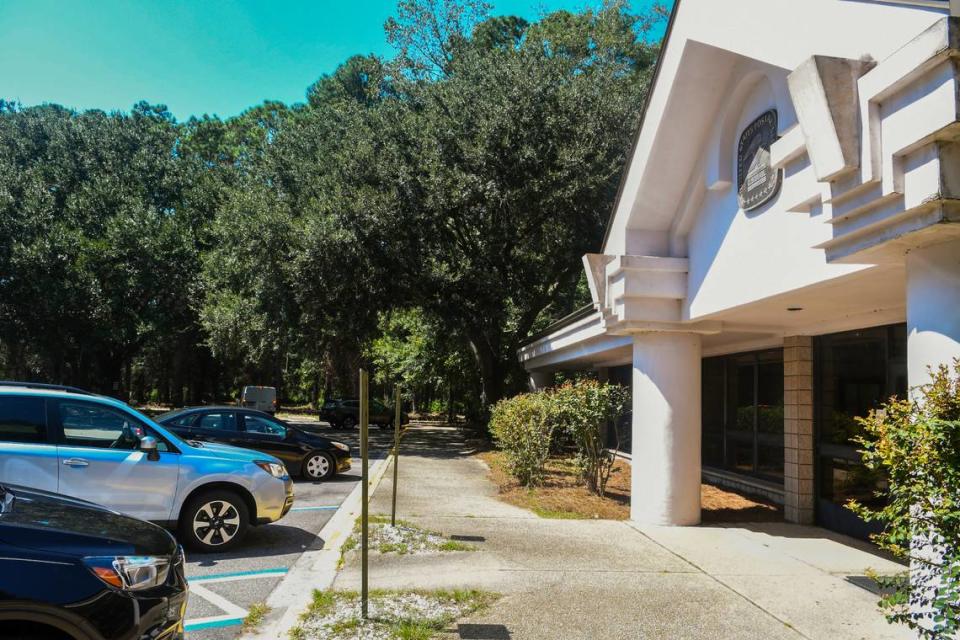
[{"xmin": 477, "ymin": 450, "xmax": 782, "ymax": 523}]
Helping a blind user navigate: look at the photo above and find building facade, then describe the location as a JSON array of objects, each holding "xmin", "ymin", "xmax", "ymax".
[{"xmin": 518, "ymin": 0, "xmax": 960, "ymax": 538}]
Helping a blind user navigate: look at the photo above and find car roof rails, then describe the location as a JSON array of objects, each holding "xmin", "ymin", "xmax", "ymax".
[{"xmin": 0, "ymin": 381, "xmax": 96, "ymax": 396}]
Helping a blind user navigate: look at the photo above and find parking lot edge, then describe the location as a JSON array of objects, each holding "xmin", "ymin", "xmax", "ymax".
[{"xmin": 248, "ymin": 451, "xmax": 392, "ymax": 640}]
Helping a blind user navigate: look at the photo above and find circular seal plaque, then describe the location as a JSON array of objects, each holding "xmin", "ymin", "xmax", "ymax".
[{"xmin": 737, "ymin": 109, "xmax": 781, "ymax": 211}]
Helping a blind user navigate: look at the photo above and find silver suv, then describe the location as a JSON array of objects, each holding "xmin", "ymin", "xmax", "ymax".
[{"xmin": 0, "ymin": 383, "xmax": 294, "ymax": 552}]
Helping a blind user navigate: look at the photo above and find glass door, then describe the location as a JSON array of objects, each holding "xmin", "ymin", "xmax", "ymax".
[{"xmin": 815, "ymin": 324, "xmax": 906, "ymax": 538}]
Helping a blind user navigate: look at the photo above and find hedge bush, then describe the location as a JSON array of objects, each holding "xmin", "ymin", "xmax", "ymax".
[
  {"xmin": 848, "ymin": 361, "xmax": 960, "ymax": 638},
  {"xmin": 488, "ymin": 379, "xmax": 629, "ymax": 495},
  {"xmin": 488, "ymin": 391, "xmax": 554, "ymax": 487},
  {"xmin": 550, "ymin": 380, "xmax": 630, "ymax": 496}
]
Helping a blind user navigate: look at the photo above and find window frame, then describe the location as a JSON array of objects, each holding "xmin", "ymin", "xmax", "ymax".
[
  {"xmin": 193, "ymin": 410, "xmax": 239, "ymax": 433},
  {"xmin": 51, "ymin": 398, "xmax": 179, "ymax": 454},
  {"xmin": 0, "ymin": 395, "xmax": 51, "ymax": 445},
  {"xmin": 240, "ymin": 412, "xmax": 288, "ymax": 438},
  {"xmin": 701, "ymin": 348, "xmax": 785, "ymax": 482}
]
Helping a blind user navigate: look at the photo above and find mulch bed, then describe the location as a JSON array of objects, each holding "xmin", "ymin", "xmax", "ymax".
[{"xmin": 479, "ymin": 450, "xmax": 782, "ymax": 522}]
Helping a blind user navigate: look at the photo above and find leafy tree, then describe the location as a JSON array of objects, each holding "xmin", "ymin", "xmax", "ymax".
[
  {"xmin": 367, "ymin": 307, "xmax": 475, "ymax": 414},
  {"xmin": 0, "ymin": 1, "xmax": 666, "ymax": 414},
  {"xmin": 848, "ymin": 362, "xmax": 960, "ymax": 638},
  {"xmin": 337, "ymin": 0, "xmax": 662, "ymax": 407},
  {"xmin": 0, "ymin": 101, "xmax": 207, "ymax": 396}
]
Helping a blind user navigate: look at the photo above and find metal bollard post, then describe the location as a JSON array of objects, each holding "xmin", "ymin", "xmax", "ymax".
[
  {"xmin": 359, "ymin": 369, "xmax": 369, "ymax": 619},
  {"xmin": 391, "ymin": 386, "xmax": 401, "ymax": 527}
]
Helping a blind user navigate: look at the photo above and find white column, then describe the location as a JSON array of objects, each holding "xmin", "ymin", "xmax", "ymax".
[
  {"xmin": 528, "ymin": 371, "xmax": 552, "ymax": 392},
  {"xmin": 905, "ymin": 239, "xmax": 960, "ymax": 632},
  {"xmin": 906, "ymin": 240, "xmax": 960, "ymax": 388},
  {"xmin": 631, "ymin": 332, "xmax": 702, "ymax": 525}
]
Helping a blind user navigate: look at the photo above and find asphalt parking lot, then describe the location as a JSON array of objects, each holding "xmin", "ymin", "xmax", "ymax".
[{"xmin": 182, "ymin": 418, "xmax": 396, "ymax": 639}]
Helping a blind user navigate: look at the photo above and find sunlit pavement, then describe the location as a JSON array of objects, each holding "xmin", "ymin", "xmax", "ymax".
[{"xmin": 182, "ymin": 420, "xmax": 396, "ymax": 640}]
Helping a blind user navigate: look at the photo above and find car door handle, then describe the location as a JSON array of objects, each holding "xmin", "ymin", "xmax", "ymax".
[{"xmin": 62, "ymin": 458, "xmax": 89, "ymax": 467}]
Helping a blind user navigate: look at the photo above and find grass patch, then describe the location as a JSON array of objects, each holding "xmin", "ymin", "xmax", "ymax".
[
  {"xmin": 243, "ymin": 602, "xmax": 270, "ymax": 630},
  {"xmin": 292, "ymin": 589, "xmax": 498, "ymax": 640},
  {"xmin": 340, "ymin": 514, "xmax": 476, "ymax": 562},
  {"xmin": 531, "ymin": 506, "xmax": 588, "ymax": 520}
]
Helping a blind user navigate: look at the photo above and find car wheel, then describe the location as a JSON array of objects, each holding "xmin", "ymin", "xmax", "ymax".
[
  {"xmin": 303, "ymin": 451, "xmax": 336, "ymax": 481},
  {"xmin": 179, "ymin": 490, "xmax": 249, "ymax": 552},
  {"xmin": 342, "ymin": 415, "xmax": 356, "ymax": 429}
]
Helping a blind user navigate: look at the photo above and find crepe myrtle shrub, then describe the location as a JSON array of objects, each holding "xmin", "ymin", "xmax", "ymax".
[
  {"xmin": 550, "ymin": 380, "xmax": 631, "ymax": 497},
  {"xmin": 847, "ymin": 361, "xmax": 960, "ymax": 638},
  {"xmin": 488, "ymin": 392, "xmax": 554, "ymax": 487}
]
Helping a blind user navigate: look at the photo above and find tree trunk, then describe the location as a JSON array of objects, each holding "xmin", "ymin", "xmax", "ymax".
[{"xmin": 469, "ymin": 335, "xmax": 506, "ymax": 410}]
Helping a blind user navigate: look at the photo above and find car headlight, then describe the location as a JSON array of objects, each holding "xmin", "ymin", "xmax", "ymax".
[
  {"xmin": 84, "ymin": 555, "xmax": 170, "ymax": 591},
  {"xmin": 255, "ymin": 460, "xmax": 288, "ymax": 479},
  {"xmin": 332, "ymin": 441, "xmax": 349, "ymax": 452}
]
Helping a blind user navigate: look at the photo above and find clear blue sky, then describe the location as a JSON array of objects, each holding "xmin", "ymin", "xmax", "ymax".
[{"xmin": 0, "ymin": 1, "xmax": 668, "ymax": 122}]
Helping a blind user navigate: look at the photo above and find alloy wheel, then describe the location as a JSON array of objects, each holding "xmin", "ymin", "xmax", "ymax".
[{"xmin": 192, "ymin": 500, "xmax": 241, "ymax": 546}]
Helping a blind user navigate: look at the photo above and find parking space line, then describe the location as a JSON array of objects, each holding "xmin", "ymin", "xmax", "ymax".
[
  {"xmin": 188, "ymin": 567, "xmax": 288, "ymax": 583},
  {"xmin": 184, "ymin": 568, "xmax": 290, "ymax": 634},
  {"xmin": 290, "ymin": 505, "xmax": 339, "ymax": 511},
  {"xmin": 186, "ymin": 584, "xmax": 248, "ymax": 632},
  {"xmin": 184, "ymin": 616, "xmax": 246, "ymax": 632}
]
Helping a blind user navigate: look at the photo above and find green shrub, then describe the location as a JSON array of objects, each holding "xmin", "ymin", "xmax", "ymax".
[
  {"xmin": 488, "ymin": 392, "xmax": 554, "ymax": 486},
  {"xmin": 550, "ymin": 379, "xmax": 630, "ymax": 496},
  {"xmin": 847, "ymin": 361, "xmax": 960, "ymax": 638}
]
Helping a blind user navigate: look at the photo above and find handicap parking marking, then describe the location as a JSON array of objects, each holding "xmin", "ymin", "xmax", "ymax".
[{"xmin": 184, "ymin": 567, "xmax": 289, "ymax": 634}]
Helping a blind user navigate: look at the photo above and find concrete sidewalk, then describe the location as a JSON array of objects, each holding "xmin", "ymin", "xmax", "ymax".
[{"xmin": 335, "ymin": 425, "xmax": 911, "ymax": 640}]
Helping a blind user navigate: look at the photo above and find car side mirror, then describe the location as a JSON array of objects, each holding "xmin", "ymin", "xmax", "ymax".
[{"xmin": 140, "ymin": 436, "xmax": 160, "ymax": 461}]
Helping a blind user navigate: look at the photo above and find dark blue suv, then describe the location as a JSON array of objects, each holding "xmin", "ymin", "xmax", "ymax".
[{"xmin": 0, "ymin": 483, "xmax": 188, "ymax": 640}]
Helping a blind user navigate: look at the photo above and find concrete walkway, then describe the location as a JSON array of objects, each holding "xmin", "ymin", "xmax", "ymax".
[{"xmin": 335, "ymin": 425, "xmax": 911, "ymax": 640}]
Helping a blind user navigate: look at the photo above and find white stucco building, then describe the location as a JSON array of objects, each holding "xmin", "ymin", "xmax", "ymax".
[{"xmin": 519, "ymin": 0, "xmax": 960, "ymax": 538}]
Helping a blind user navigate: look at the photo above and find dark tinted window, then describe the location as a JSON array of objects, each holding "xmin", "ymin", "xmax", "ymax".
[
  {"xmin": 0, "ymin": 396, "xmax": 47, "ymax": 444},
  {"xmin": 244, "ymin": 414, "xmax": 286, "ymax": 437},
  {"xmin": 701, "ymin": 349, "xmax": 784, "ymax": 481},
  {"xmin": 197, "ymin": 412, "xmax": 236, "ymax": 431},
  {"xmin": 166, "ymin": 414, "xmax": 197, "ymax": 428}
]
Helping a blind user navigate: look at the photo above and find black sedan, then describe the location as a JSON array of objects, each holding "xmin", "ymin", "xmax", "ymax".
[
  {"xmin": 156, "ymin": 407, "xmax": 351, "ymax": 481},
  {"xmin": 0, "ymin": 483, "xmax": 188, "ymax": 640}
]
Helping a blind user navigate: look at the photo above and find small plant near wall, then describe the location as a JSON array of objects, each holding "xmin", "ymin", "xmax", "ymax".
[
  {"xmin": 551, "ymin": 380, "xmax": 630, "ymax": 497},
  {"xmin": 489, "ymin": 392, "xmax": 554, "ymax": 486},
  {"xmin": 847, "ymin": 361, "xmax": 960, "ymax": 639}
]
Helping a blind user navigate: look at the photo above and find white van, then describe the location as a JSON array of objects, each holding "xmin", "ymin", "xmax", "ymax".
[{"xmin": 241, "ymin": 386, "xmax": 278, "ymax": 414}]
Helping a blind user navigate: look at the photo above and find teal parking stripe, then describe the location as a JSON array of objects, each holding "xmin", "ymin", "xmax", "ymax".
[
  {"xmin": 290, "ymin": 505, "xmax": 339, "ymax": 511},
  {"xmin": 188, "ymin": 567, "xmax": 288, "ymax": 582},
  {"xmin": 185, "ymin": 616, "xmax": 245, "ymax": 632}
]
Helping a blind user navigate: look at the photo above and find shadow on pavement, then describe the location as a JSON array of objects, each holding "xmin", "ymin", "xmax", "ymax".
[
  {"xmin": 455, "ymin": 623, "xmax": 512, "ymax": 639},
  {"xmin": 188, "ymin": 523, "xmax": 328, "ymax": 567}
]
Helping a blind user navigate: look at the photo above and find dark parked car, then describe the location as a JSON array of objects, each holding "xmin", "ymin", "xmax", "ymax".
[
  {"xmin": 319, "ymin": 398, "xmax": 409, "ymax": 430},
  {"xmin": 156, "ymin": 407, "xmax": 351, "ymax": 481},
  {"xmin": 0, "ymin": 483, "xmax": 188, "ymax": 640}
]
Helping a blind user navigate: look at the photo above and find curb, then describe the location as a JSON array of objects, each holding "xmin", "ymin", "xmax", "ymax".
[{"xmin": 247, "ymin": 451, "xmax": 394, "ymax": 639}]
